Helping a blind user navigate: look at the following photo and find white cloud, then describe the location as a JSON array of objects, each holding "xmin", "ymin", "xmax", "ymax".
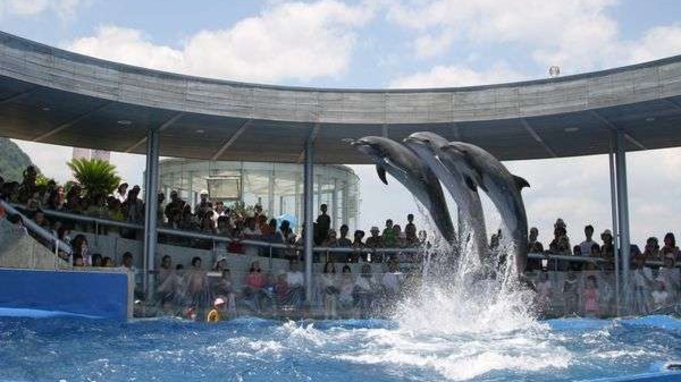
[
  {"xmin": 626, "ymin": 25, "xmax": 681, "ymax": 64},
  {"xmin": 0, "ymin": 0, "xmax": 85, "ymax": 18},
  {"xmin": 389, "ymin": 63, "xmax": 526, "ymax": 88},
  {"xmin": 66, "ymin": 0, "xmax": 374, "ymax": 83}
]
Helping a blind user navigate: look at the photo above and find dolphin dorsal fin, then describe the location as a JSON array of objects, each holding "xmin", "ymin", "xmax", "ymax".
[
  {"xmin": 513, "ymin": 175, "xmax": 530, "ymax": 191},
  {"xmin": 376, "ymin": 165, "xmax": 389, "ymax": 185}
]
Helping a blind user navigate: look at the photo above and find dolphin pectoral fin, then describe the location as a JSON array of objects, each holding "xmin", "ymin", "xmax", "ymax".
[
  {"xmin": 376, "ymin": 165, "xmax": 389, "ymax": 185},
  {"xmin": 464, "ymin": 176, "xmax": 478, "ymax": 192},
  {"xmin": 513, "ymin": 175, "xmax": 530, "ymax": 191}
]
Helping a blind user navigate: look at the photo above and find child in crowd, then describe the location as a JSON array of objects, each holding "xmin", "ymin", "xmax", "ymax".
[
  {"xmin": 583, "ymin": 275, "xmax": 600, "ymax": 317},
  {"xmin": 206, "ymin": 298, "xmax": 225, "ymax": 323}
]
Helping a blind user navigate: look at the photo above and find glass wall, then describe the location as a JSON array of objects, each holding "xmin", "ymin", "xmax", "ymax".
[{"xmin": 159, "ymin": 160, "xmax": 360, "ymax": 231}]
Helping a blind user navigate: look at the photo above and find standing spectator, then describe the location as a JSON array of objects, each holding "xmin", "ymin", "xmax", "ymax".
[
  {"xmin": 535, "ymin": 271, "xmax": 552, "ymax": 316},
  {"xmin": 319, "ymin": 261, "xmax": 338, "ymax": 319},
  {"xmin": 122, "ymin": 185, "xmax": 144, "ymax": 239},
  {"xmin": 337, "ymin": 224, "xmax": 352, "ymax": 247},
  {"xmin": 579, "ymin": 225, "xmax": 597, "ymax": 256},
  {"xmin": 651, "ymin": 280, "xmax": 669, "ymax": 311},
  {"xmin": 549, "ymin": 219, "xmax": 571, "ymax": 255},
  {"xmin": 366, "ymin": 226, "xmax": 384, "ymax": 263},
  {"xmin": 350, "ymin": 230, "xmax": 365, "ymax": 263},
  {"xmin": 382, "ymin": 219, "xmax": 396, "ymax": 248},
  {"xmin": 600, "ymin": 230, "xmax": 615, "ymax": 263},
  {"xmin": 405, "ymin": 214, "xmax": 416, "ymax": 243},
  {"xmin": 527, "ymin": 227, "xmax": 544, "ymax": 271},
  {"xmin": 660, "ymin": 233, "xmax": 680, "ymax": 262},
  {"xmin": 562, "ymin": 268, "xmax": 579, "ymax": 315},
  {"xmin": 315, "ymin": 204, "xmax": 331, "ymax": 245},
  {"xmin": 631, "ymin": 254, "xmax": 654, "ymax": 315},
  {"xmin": 286, "ymin": 259, "xmax": 305, "ymax": 309},
  {"xmin": 195, "ymin": 189, "xmax": 211, "ymax": 216},
  {"xmin": 643, "ymin": 237, "xmax": 661, "ymax": 262},
  {"xmin": 583, "ymin": 275, "xmax": 600, "ymax": 317},
  {"xmin": 164, "ymin": 190, "xmax": 185, "ymax": 222},
  {"xmin": 657, "ymin": 253, "xmax": 680, "ymax": 301},
  {"xmin": 114, "ymin": 183, "xmax": 128, "ymax": 204}
]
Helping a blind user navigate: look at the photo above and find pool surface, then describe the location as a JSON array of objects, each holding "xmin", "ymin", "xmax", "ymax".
[{"xmin": 1, "ymin": 312, "xmax": 680, "ymax": 382}]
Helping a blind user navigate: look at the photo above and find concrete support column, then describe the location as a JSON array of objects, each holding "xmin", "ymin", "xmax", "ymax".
[
  {"xmin": 268, "ymin": 169, "xmax": 275, "ymax": 217},
  {"xmin": 303, "ymin": 138, "xmax": 314, "ymax": 302},
  {"xmin": 615, "ymin": 129, "xmax": 631, "ymax": 312},
  {"xmin": 143, "ymin": 128, "xmax": 160, "ymax": 301},
  {"xmin": 608, "ymin": 143, "xmax": 621, "ymax": 316}
]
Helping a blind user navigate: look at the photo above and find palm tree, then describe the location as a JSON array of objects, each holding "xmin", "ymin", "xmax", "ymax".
[{"xmin": 67, "ymin": 158, "xmax": 121, "ymax": 199}]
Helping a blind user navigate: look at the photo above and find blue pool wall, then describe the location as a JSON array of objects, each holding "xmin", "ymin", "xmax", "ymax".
[{"xmin": 0, "ymin": 268, "xmax": 132, "ymax": 319}]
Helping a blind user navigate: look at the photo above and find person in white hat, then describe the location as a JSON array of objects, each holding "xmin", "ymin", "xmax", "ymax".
[{"xmin": 207, "ymin": 297, "xmax": 226, "ymax": 323}]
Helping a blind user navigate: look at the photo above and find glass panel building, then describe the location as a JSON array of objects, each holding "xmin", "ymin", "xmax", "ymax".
[{"xmin": 159, "ymin": 159, "xmax": 360, "ymax": 231}]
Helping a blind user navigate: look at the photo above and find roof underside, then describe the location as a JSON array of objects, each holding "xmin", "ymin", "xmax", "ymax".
[{"xmin": 1, "ymin": 32, "xmax": 681, "ymax": 164}]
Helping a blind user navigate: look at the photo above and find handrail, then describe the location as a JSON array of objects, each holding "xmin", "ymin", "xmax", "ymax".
[
  {"xmin": 1, "ymin": 200, "xmax": 72, "ymax": 255},
  {"xmin": 11, "ymin": 204, "xmax": 676, "ymax": 267}
]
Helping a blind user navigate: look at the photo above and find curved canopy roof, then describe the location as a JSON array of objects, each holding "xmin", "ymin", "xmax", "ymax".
[{"xmin": 0, "ymin": 31, "xmax": 680, "ymax": 164}]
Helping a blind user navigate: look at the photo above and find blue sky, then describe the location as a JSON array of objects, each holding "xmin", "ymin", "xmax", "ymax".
[{"xmin": 3, "ymin": 0, "xmax": 681, "ymax": 247}]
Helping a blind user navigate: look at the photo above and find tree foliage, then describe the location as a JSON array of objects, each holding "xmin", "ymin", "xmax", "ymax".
[
  {"xmin": 0, "ymin": 138, "xmax": 36, "ymax": 182},
  {"xmin": 67, "ymin": 158, "xmax": 121, "ymax": 198}
]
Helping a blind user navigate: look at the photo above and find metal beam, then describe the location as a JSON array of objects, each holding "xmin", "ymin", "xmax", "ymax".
[
  {"xmin": 0, "ymin": 87, "xmax": 38, "ymax": 105},
  {"xmin": 608, "ymin": 137, "xmax": 620, "ymax": 316},
  {"xmin": 521, "ymin": 119, "xmax": 557, "ymax": 157},
  {"xmin": 303, "ymin": 133, "xmax": 315, "ymax": 303},
  {"xmin": 211, "ymin": 119, "xmax": 253, "ymax": 161},
  {"xmin": 591, "ymin": 110, "xmax": 647, "ymax": 150},
  {"xmin": 663, "ymin": 98, "xmax": 681, "ymax": 111},
  {"xmin": 297, "ymin": 123, "xmax": 320, "ymax": 163},
  {"xmin": 33, "ymin": 102, "xmax": 112, "ymax": 142},
  {"xmin": 615, "ymin": 129, "xmax": 631, "ymax": 314},
  {"xmin": 143, "ymin": 127, "xmax": 160, "ymax": 301},
  {"xmin": 124, "ymin": 112, "xmax": 184, "ymax": 153}
]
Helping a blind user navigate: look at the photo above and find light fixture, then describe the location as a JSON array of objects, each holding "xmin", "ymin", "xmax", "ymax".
[
  {"xmin": 564, "ymin": 127, "xmax": 579, "ymax": 133},
  {"xmin": 645, "ymin": 117, "xmax": 655, "ymax": 122},
  {"xmin": 196, "ymin": 129, "xmax": 205, "ymax": 134},
  {"xmin": 42, "ymin": 107, "xmax": 51, "ymax": 111},
  {"xmin": 117, "ymin": 120, "xmax": 132, "ymax": 126}
]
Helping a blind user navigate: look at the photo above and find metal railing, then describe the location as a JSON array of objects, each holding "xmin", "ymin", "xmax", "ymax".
[{"xmin": 1, "ymin": 200, "xmax": 72, "ymax": 256}]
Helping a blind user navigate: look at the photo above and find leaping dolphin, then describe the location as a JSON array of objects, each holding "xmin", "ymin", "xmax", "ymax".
[
  {"xmin": 352, "ymin": 136, "xmax": 457, "ymax": 246},
  {"xmin": 403, "ymin": 132, "xmax": 489, "ymax": 261},
  {"xmin": 439, "ymin": 142, "xmax": 530, "ymax": 275}
]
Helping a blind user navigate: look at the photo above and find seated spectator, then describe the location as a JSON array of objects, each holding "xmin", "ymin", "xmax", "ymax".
[
  {"xmin": 91, "ymin": 253, "xmax": 103, "ymax": 267},
  {"xmin": 73, "ymin": 253, "xmax": 85, "ymax": 267},
  {"xmin": 70, "ymin": 234, "xmax": 91, "ymax": 266},
  {"xmin": 381, "ymin": 259, "xmax": 402, "ymax": 299},
  {"xmin": 319, "ymin": 261, "xmax": 338, "ymax": 318},
  {"xmin": 322, "ymin": 229, "xmax": 339, "ymax": 262},
  {"xmin": 562, "ymin": 267, "xmax": 579, "ymax": 315},
  {"xmin": 213, "ymin": 256, "xmax": 228, "ymax": 272},
  {"xmin": 583, "ymin": 275, "xmax": 600, "ymax": 317},
  {"xmin": 187, "ymin": 256, "xmax": 209, "ymax": 308},
  {"xmin": 285, "ymin": 259, "xmax": 305, "ymax": 309},
  {"xmin": 243, "ymin": 261, "xmax": 269, "ymax": 313},
  {"xmin": 660, "ymin": 233, "xmax": 680, "ymax": 262},
  {"xmin": 579, "ymin": 225, "xmax": 597, "ymax": 256},
  {"xmin": 212, "ymin": 269, "xmax": 236, "ymax": 317},
  {"xmin": 651, "ymin": 279, "xmax": 669, "ymax": 311},
  {"xmin": 103, "ymin": 256, "xmax": 115, "ymax": 267},
  {"xmin": 354, "ymin": 263, "xmax": 377, "ymax": 318},
  {"xmin": 338, "ymin": 265, "xmax": 355, "ymax": 311},
  {"xmin": 393, "ymin": 224, "xmax": 406, "ymax": 248}
]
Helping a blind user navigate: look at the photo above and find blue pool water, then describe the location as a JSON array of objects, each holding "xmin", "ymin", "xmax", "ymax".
[{"xmin": 1, "ymin": 313, "xmax": 680, "ymax": 381}]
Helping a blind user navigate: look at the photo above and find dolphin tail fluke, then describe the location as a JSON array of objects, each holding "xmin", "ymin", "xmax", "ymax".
[
  {"xmin": 376, "ymin": 165, "xmax": 389, "ymax": 185},
  {"xmin": 513, "ymin": 175, "xmax": 530, "ymax": 191}
]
